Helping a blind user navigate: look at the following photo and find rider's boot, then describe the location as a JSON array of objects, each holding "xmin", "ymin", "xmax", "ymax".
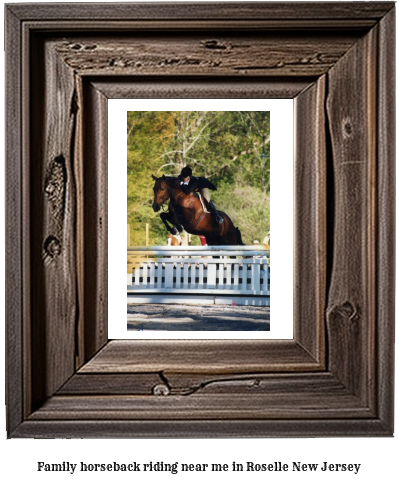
[{"xmin": 209, "ymin": 200, "xmax": 224, "ymax": 224}]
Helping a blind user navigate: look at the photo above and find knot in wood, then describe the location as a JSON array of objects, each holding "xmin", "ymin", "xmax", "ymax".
[
  {"xmin": 83, "ymin": 44, "xmax": 97, "ymax": 51},
  {"xmin": 45, "ymin": 156, "xmax": 66, "ymax": 209},
  {"xmin": 43, "ymin": 236, "xmax": 61, "ymax": 258},
  {"xmin": 327, "ymin": 301, "xmax": 359, "ymax": 324},
  {"xmin": 340, "ymin": 301, "xmax": 358, "ymax": 320},
  {"xmin": 342, "ymin": 119, "xmax": 353, "ymax": 138},
  {"xmin": 152, "ymin": 383, "xmax": 170, "ymax": 396},
  {"xmin": 44, "ymin": 181, "xmax": 56, "ymax": 196},
  {"xmin": 201, "ymin": 40, "xmax": 227, "ymax": 50}
]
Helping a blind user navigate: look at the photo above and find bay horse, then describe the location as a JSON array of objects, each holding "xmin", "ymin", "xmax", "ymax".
[{"xmin": 151, "ymin": 175, "xmax": 244, "ymax": 246}]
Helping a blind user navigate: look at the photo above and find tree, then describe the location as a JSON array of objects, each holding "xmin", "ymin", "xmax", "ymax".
[{"xmin": 127, "ymin": 111, "xmax": 270, "ymax": 245}]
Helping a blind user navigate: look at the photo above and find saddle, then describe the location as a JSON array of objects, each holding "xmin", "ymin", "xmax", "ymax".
[{"xmin": 186, "ymin": 193, "xmax": 209, "ymax": 231}]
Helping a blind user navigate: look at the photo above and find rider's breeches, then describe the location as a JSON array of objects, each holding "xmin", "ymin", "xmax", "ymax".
[{"xmin": 200, "ymin": 188, "xmax": 210, "ymax": 202}]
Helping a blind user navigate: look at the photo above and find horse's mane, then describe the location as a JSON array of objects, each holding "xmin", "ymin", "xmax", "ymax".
[{"xmin": 163, "ymin": 176, "xmax": 180, "ymax": 188}]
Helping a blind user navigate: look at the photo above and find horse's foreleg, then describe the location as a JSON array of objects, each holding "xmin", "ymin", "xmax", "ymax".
[
  {"xmin": 160, "ymin": 212, "xmax": 174, "ymax": 232},
  {"xmin": 160, "ymin": 212, "xmax": 182, "ymax": 235},
  {"xmin": 168, "ymin": 206, "xmax": 184, "ymax": 234}
]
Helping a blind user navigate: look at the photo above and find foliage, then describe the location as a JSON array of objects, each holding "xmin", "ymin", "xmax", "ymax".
[{"xmin": 127, "ymin": 111, "xmax": 270, "ymax": 245}]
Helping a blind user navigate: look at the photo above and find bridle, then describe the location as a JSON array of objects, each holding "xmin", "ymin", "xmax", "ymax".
[
  {"xmin": 154, "ymin": 180, "xmax": 170, "ymax": 208},
  {"xmin": 154, "ymin": 176, "xmax": 183, "ymax": 209}
]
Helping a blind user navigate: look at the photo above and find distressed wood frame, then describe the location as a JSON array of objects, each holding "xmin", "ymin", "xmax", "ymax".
[{"xmin": 5, "ymin": 2, "xmax": 395, "ymax": 438}]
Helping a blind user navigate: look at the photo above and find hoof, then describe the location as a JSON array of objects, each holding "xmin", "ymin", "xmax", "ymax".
[
  {"xmin": 171, "ymin": 227, "xmax": 180, "ymax": 236},
  {"xmin": 176, "ymin": 224, "xmax": 184, "ymax": 233}
]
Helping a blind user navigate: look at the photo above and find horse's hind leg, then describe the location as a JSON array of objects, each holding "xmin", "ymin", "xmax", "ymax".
[{"xmin": 205, "ymin": 235, "xmax": 219, "ymax": 246}]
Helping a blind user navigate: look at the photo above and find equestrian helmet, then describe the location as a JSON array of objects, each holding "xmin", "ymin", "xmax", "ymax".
[{"xmin": 180, "ymin": 166, "xmax": 192, "ymax": 179}]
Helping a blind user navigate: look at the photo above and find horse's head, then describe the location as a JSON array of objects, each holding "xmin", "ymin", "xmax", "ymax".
[{"xmin": 151, "ymin": 174, "xmax": 171, "ymax": 212}]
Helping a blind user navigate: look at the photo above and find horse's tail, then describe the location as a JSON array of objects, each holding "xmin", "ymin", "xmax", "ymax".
[{"xmin": 236, "ymin": 227, "xmax": 245, "ymax": 245}]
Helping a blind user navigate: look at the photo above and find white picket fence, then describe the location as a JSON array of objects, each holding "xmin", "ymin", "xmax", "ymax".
[{"xmin": 127, "ymin": 246, "xmax": 270, "ymax": 305}]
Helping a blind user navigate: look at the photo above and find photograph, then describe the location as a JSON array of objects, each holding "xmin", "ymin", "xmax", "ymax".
[{"xmin": 126, "ymin": 110, "xmax": 271, "ymax": 332}]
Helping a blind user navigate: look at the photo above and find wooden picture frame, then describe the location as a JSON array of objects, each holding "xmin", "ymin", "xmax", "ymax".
[{"xmin": 5, "ymin": 2, "xmax": 395, "ymax": 438}]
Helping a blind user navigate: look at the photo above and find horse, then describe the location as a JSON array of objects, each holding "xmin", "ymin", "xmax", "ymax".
[{"xmin": 151, "ymin": 175, "xmax": 244, "ymax": 246}]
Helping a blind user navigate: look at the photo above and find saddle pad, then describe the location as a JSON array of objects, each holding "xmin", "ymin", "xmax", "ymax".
[{"xmin": 197, "ymin": 193, "xmax": 209, "ymax": 213}]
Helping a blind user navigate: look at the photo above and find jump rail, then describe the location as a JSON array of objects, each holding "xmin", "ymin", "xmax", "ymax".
[
  {"xmin": 127, "ymin": 246, "xmax": 270, "ymax": 301},
  {"xmin": 128, "ymin": 245, "xmax": 269, "ymax": 257}
]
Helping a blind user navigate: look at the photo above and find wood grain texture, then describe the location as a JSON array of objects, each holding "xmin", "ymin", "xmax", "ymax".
[
  {"xmin": 60, "ymin": 371, "xmax": 360, "ymax": 398},
  {"xmin": 91, "ymin": 78, "xmax": 312, "ymax": 100},
  {"xmin": 30, "ymin": 36, "xmax": 78, "ymax": 407},
  {"xmin": 79, "ymin": 340, "xmax": 321, "ymax": 374},
  {"xmin": 13, "ymin": 418, "xmax": 390, "ymax": 439},
  {"xmin": 53, "ymin": 33, "xmax": 360, "ymax": 78},
  {"xmin": 81, "ymin": 81, "xmax": 109, "ymax": 362},
  {"xmin": 5, "ymin": 5, "xmax": 25, "ymax": 436},
  {"xmin": 376, "ymin": 7, "xmax": 396, "ymax": 432},
  {"xmin": 7, "ymin": 2, "xmax": 394, "ymax": 23},
  {"xmin": 58, "ymin": 372, "xmax": 163, "ymax": 396},
  {"xmin": 5, "ymin": 2, "xmax": 395, "ymax": 438},
  {"xmin": 326, "ymin": 26, "xmax": 376, "ymax": 404},
  {"xmin": 31, "ymin": 371, "xmax": 375, "ymax": 422},
  {"xmin": 28, "ymin": 392, "xmax": 371, "ymax": 421},
  {"xmin": 294, "ymin": 76, "xmax": 326, "ymax": 363}
]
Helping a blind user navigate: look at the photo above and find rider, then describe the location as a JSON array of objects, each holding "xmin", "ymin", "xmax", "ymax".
[{"xmin": 178, "ymin": 166, "xmax": 224, "ymax": 224}]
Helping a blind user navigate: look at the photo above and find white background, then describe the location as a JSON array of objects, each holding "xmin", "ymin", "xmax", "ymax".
[
  {"xmin": 1, "ymin": 1, "xmax": 397, "ymax": 486},
  {"xmin": 109, "ymin": 99, "xmax": 293, "ymax": 339}
]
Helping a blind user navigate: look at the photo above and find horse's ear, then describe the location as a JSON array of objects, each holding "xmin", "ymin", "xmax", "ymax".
[
  {"xmin": 151, "ymin": 174, "xmax": 157, "ymax": 180},
  {"xmin": 162, "ymin": 174, "xmax": 166, "ymax": 180}
]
